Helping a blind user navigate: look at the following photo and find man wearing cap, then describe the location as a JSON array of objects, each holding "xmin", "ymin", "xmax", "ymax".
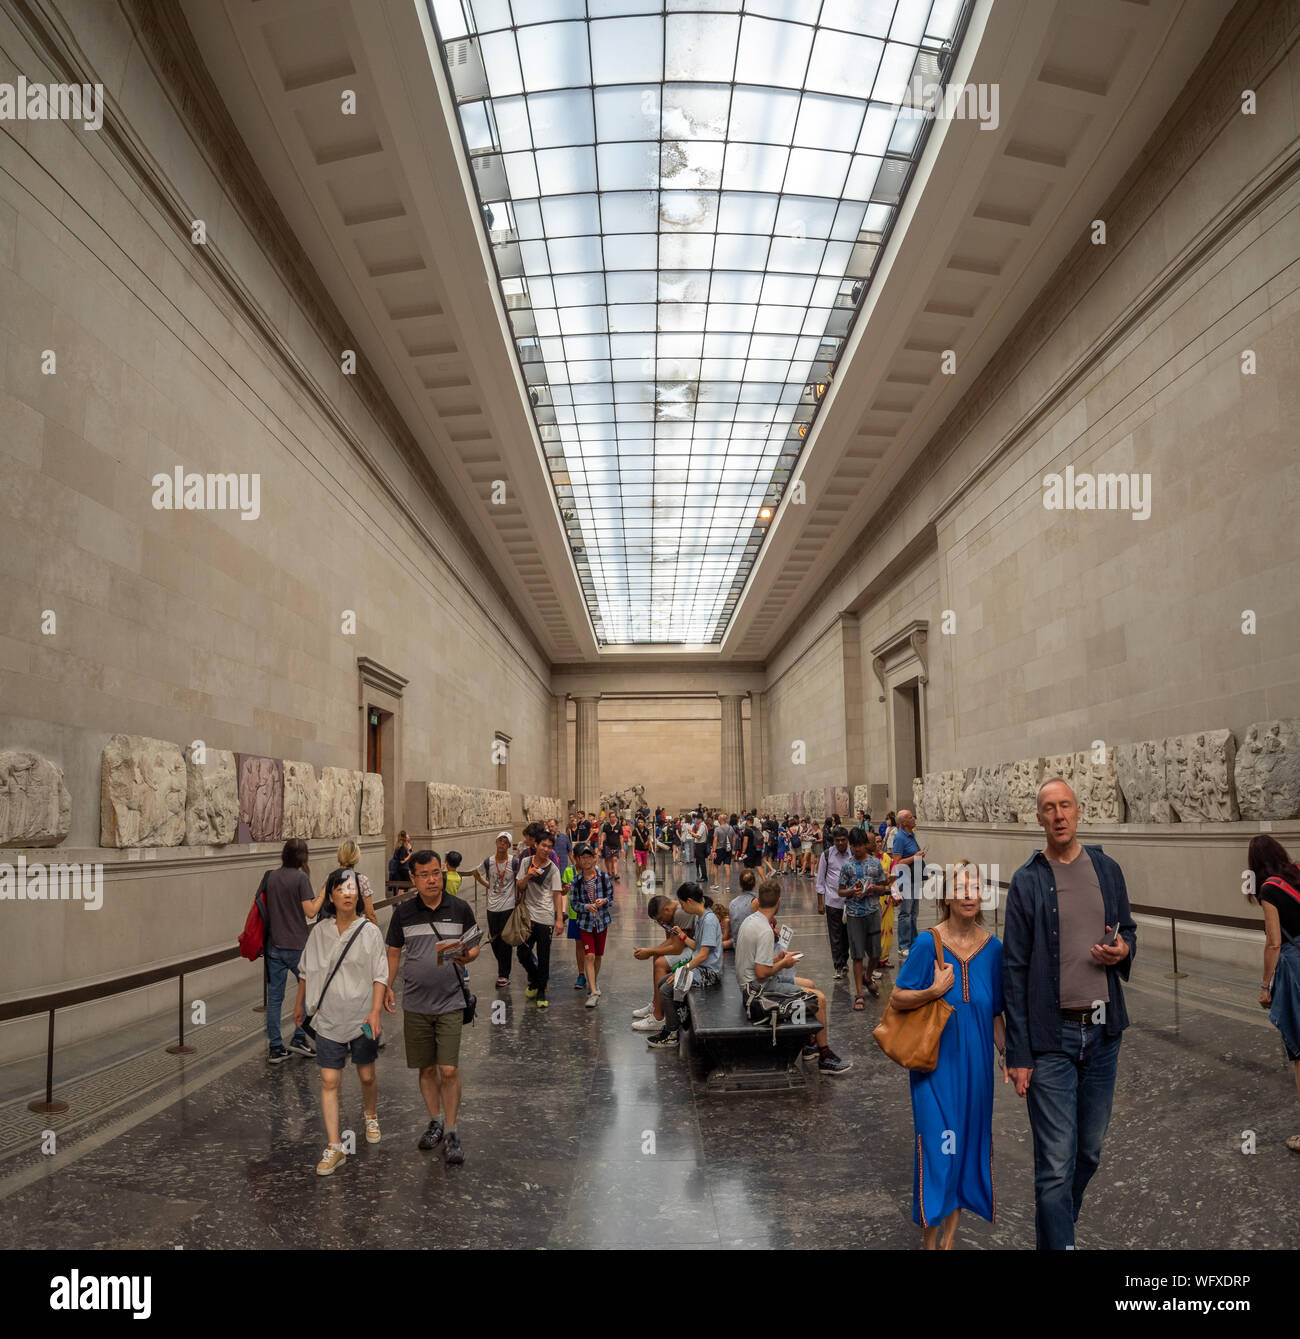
[{"xmin": 472, "ymin": 830, "xmax": 517, "ymax": 988}]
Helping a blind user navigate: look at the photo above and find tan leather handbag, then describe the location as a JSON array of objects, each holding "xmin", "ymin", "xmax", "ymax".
[{"xmin": 873, "ymin": 930, "xmax": 953, "ymax": 1071}]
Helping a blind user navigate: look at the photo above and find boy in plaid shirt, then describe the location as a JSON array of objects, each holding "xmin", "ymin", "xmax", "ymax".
[
  {"xmin": 840, "ymin": 827, "xmax": 891, "ymax": 1005},
  {"xmin": 569, "ymin": 842, "xmax": 613, "ymax": 1008}
]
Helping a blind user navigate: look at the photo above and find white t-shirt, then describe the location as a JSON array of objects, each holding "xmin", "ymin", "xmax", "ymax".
[
  {"xmin": 301, "ymin": 918, "xmax": 388, "ymax": 1044},
  {"xmin": 481, "ymin": 853, "xmax": 516, "ymax": 913}
]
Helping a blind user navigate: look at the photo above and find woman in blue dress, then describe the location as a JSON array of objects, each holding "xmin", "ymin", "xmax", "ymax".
[{"xmin": 891, "ymin": 860, "xmax": 1006, "ymax": 1249}]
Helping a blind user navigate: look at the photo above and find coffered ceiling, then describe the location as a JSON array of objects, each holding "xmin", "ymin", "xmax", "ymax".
[{"xmin": 181, "ymin": 0, "xmax": 1229, "ymax": 667}]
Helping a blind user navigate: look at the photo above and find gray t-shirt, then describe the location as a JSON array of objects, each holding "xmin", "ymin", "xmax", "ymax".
[
  {"xmin": 517, "ymin": 856, "xmax": 563, "ymax": 923},
  {"xmin": 264, "ymin": 866, "xmax": 313, "ymax": 952},
  {"xmin": 1052, "ymin": 850, "xmax": 1111, "ymax": 1010},
  {"xmin": 385, "ymin": 893, "xmax": 477, "ymax": 1017},
  {"xmin": 734, "ymin": 910, "xmax": 773, "ymax": 990},
  {"xmin": 713, "ymin": 823, "xmax": 735, "ymax": 853}
]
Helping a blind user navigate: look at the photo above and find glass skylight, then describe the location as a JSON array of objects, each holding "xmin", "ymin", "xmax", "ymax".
[{"xmin": 430, "ymin": 0, "xmax": 969, "ymax": 645}]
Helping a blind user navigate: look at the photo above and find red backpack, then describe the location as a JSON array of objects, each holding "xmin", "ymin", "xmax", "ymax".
[{"xmin": 238, "ymin": 876, "xmax": 269, "ymax": 961}]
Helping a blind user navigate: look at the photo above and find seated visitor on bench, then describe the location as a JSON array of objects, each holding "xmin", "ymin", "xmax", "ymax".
[
  {"xmin": 630, "ymin": 894, "xmax": 698, "ymax": 1034},
  {"xmin": 646, "ymin": 883, "xmax": 723, "ymax": 1052},
  {"xmin": 733, "ymin": 880, "xmax": 851, "ymax": 1076}
]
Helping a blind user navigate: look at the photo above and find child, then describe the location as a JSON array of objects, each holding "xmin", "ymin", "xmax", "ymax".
[
  {"xmin": 443, "ymin": 850, "xmax": 463, "ymax": 900},
  {"xmin": 839, "ymin": 827, "xmax": 890, "ymax": 1008},
  {"xmin": 293, "ymin": 870, "xmax": 388, "ymax": 1175},
  {"xmin": 569, "ymin": 842, "xmax": 612, "ymax": 1007},
  {"xmin": 565, "ymin": 860, "xmax": 587, "ymax": 991}
]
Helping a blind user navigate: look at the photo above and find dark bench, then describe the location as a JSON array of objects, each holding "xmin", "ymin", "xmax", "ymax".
[{"xmin": 683, "ymin": 969, "xmax": 820, "ymax": 1093}]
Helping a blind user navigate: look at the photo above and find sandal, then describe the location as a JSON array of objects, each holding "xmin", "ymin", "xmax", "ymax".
[
  {"xmin": 866, "ymin": 981, "xmax": 880, "ymax": 999},
  {"xmin": 853, "ymin": 996, "xmax": 865, "ymax": 1011},
  {"xmin": 1286, "ymin": 1134, "xmax": 1300, "ymax": 1153}
]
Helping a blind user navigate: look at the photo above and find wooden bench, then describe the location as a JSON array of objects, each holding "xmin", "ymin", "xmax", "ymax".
[{"xmin": 683, "ymin": 970, "xmax": 820, "ymax": 1093}]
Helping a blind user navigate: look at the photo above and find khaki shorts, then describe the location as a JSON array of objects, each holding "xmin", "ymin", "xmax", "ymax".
[{"xmin": 403, "ymin": 1009, "xmax": 463, "ymax": 1070}]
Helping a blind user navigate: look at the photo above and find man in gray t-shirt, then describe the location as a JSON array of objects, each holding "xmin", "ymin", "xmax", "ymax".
[
  {"xmin": 261, "ymin": 855, "xmax": 318, "ymax": 1061},
  {"xmin": 1054, "ymin": 847, "xmax": 1111, "ymax": 1011},
  {"xmin": 733, "ymin": 880, "xmax": 851, "ymax": 1074},
  {"xmin": 384, "ymin": 850, "xmax": 481, "ymax": 1163}
]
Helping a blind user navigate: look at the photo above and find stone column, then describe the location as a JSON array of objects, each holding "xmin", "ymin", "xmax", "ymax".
[
  {"xmin": 574, "ymin": 694, "xmax": 601, "ymax": 814},
  {"xmin": 720, "ymin": 693, "xmax": 746, "ymax": 815},
  {"xmin": 750, "ymin": 691, "xmax": 768, "ymax": 807},
  {"xmin": 550, "ymin": 694, "xmax": 569, "ymax": 806}
]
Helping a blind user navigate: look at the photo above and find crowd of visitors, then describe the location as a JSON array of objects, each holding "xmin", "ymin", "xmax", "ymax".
[{"xmin": 250, "ymin": 778, "xmax": 1300, "ymax": 1250}]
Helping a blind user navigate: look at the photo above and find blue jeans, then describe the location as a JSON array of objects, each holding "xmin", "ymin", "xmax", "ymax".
[
  {"xmin": 1026, "ymin": 1019, "xmax": 1122, "ymax": 1249},
  {"xmin": 896, "ymin": 898, "xmax": 920, "ymax": 954},
  {"xmin": 265, "ymin": 945, "xmax": 309, "ymax": 1050}
]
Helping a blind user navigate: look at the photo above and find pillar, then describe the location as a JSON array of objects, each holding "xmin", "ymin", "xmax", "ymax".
[
  {"xmin": 749, "ymin": 690, "xmax": 768, "ymax": 809},
  {"xmin": 574, "ymin": 694, "xmax": 601, "ymax": 814},
  {"xmin": 550, "ymin": 694, "xmax": 569, "ymax": 806},
  {"xmin": 720, "ymin": 693, "xmax": 746, "ymax": 815}
]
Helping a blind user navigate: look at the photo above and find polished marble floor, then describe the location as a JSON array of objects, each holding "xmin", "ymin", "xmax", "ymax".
[{"xmin": 0, "ymin": 856, "xmax": 1296, "ymax": 1249}]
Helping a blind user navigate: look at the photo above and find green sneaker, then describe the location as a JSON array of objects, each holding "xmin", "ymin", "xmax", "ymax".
[
  {"xmin": 525, "ymin": 986, "xmax": 538, "ymax": 999},
  {"xmin": 536, "ymin": 997, "xmax": 549, "ymax": 1009}
]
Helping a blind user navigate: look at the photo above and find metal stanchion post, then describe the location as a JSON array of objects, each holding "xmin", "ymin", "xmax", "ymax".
[
  {"xmin": 253, "ymin": 951, "xmax": 267, "ymax": 1013},
  {"xmin": 167, "ymin": 972, "xmax": 196, "ymax": 1054},
  {"xmin": 1166, "ymin": 914, "xmax": 1187, "ymax": 979},
  {"xmin": 28, "ymin": 1009, "xmax": 68, "ymax": 1114}
]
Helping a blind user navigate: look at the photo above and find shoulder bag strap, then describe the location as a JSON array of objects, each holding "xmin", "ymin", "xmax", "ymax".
[
  {"xmin": 429, "ymin": 913, "xmax": 474, "ymax": 1008},
  {"xmin": 313, "ymin": 921, "xmax": 366, "ymax": 1014},
  {"xmin": 1262, "ymin": 877, "xmax": 1300, "ymax": 944}
]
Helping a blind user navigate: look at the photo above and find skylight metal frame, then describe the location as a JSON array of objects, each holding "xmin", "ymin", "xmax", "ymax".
[{"xmin": 429, "ymin": 0, "xmax": 974, "ymax": 646}]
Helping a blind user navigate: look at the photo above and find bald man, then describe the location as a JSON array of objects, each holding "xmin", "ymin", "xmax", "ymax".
[{"xmin": 1002, "ymin": 778, "xmax": 1137, "ymax": 1250}]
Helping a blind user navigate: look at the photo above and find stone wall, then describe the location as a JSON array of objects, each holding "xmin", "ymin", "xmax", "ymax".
[
  {"xmin": 563, "ymin": 697, "xmax": 751, "ymax": 814},
  {"xmin": 0, "ymin": 0, "xmax": 552, "ymax": 1058},
  {"xmin": 758, "ymin": 8, "xmax": 1300, "ymax": 972}
]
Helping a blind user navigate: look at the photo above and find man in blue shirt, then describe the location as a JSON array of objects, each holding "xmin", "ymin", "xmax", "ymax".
[
  {"xmin": 1003, "ymin": 778, "xmax": 1136, "ymax": 1250},
  {"xmin": 891, "ymin": 810, "xmax": 924, "ymax": 958},
  {"xmin": 647, "ymin": 884, "xmax": 721, "ymax": 1051}
]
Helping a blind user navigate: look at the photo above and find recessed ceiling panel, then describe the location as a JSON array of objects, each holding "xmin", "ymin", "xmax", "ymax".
[{"xmin": 429, "ymin": 0, "xmax": 969, "ymax": 643}]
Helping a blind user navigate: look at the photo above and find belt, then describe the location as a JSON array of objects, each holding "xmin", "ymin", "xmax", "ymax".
[{"xmin": 1059, "ymin": 1007, "xmax": 1092, "ymax": 1022}]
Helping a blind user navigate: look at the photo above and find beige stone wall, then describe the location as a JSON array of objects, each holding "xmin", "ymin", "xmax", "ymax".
[
  {"xmin": 563, "ymin": 697, "xmax": 750, "ymax": 814},
  {"xmin": 765, "ymin": 620, "xmax": 850, "ymax": 795},
  {"xmin": 762, "ymin": 7, "xmax": 1300, "ymax": 959},
  {"xmin": 0, "ymin": 0, "xmax": 550, "ymax": 1060}
]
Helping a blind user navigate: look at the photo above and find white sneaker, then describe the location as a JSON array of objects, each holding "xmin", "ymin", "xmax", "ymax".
[
  {"xmin": 631, "ymin": 1016, "xmax": 661, "ymax": 1032},
  {"xmin": 585, "ymin": 991, "xmax": 600, "ymax": 1009},
  {"xmin": 632, "ymin": 1001, "xmax": 656, "ymax": 1018}
]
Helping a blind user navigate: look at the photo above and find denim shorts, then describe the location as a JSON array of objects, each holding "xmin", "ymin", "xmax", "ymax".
[{"xmin": 316, "ymin": 1032, "xmax": 379, "ymax": 1069}]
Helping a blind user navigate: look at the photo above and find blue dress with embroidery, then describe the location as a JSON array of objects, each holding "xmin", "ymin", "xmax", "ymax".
[{"xmin": 895, "ymin": 928, "xmax": 1003, "ymax": 1226}]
